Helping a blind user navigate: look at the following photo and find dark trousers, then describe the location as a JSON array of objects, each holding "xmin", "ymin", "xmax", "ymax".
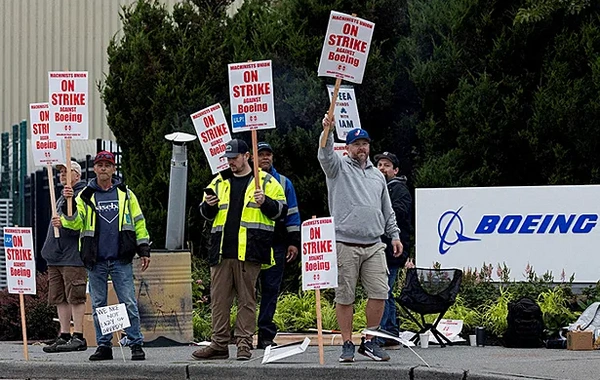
[{"xmin": 257, "ymin": 245, "xmax": 286, "ymax": 342}]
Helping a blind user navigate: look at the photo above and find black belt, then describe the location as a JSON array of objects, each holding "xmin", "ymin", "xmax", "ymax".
[{"xmin": 340, "ymin": 242, "xmax": 377, "ymax": 248}]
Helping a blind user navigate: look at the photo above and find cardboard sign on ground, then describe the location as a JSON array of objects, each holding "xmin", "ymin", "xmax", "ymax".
[
  {"xmin": 301, "ymin": 217, "xmax": 337, "ymax": 291},
  {"xmin": 3, "ymin": 227, "xmax": 36, "ymax": 295},
  {"xmin": 317, "ymin": 11, "xmax": 375, "ymax": 84},
  {"xmin": 96, "ymin": 303, "xmax": 131, "ymax": 336},
  {"xmin": 48, "ymin": 71, "xmax": 89, "ymax": 139},
  {"xmin": 191, "ymin": 103, "xmax": 232, "ymax": 174},
  {"xmin": 30, "ymin": 103, "xmax": 65, "ymax": 166},
  {"xmin": 326, "ymin": 85, "xmax": 361, "ymax": 141},
  {"xmin": 262, "ymin": 337, "xmax": 310, "ymax": 364},
  {"xmin": 228, "ymin": 60, "xmax": 275, "ymax": 132}
]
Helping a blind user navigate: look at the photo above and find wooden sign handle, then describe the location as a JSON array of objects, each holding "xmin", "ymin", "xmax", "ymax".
[
  {"xmin": 252, "ymin": 129, "xmax": 260, "ymax": 190},
  {"xmin": 20, "ymin": 293, "xmax": 29, "ymax": 361},
  {"xmin": 65, "ymin": 140, "xmax": 73, "ymax": 216},
  {"xmin": 310, "ymin": 215, "xmax": 325, "ymax": 365},
  {"xmin": 47, "ymin": 165, "xmax": 60, "ymax": 238},
  {"xmin": 320, "ymin": 78, "xmax": 342, "ymax": 148}
]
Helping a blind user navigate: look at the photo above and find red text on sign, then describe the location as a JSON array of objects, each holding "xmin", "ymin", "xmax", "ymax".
[
  {"xmin": 200, "ymin": 124, "xmax": 228, "ymax": 143},
  {"xmin": 6, "ymin": 248, "xmax": 32, "ymax": 260},
  {"xmin": 232, "ymin": 83, "xmax": 271, "ymax": 98},
  {"xmin": 33, "ymin": 123, "xmax": 49, "ymax": 135}
]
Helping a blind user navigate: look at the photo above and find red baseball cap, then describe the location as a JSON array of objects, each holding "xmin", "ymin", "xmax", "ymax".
[{"xmin": 94, "ymin": 150, "xmax": 115, "ymax": 165}]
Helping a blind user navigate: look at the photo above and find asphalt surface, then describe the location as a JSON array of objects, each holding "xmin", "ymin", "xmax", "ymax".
[{"xmin": 1, "ymin": 340, "xmax": 599, "ymax": 380}]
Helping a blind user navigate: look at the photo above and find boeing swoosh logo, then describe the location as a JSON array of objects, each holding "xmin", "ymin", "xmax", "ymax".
[{"xmin": 437, "ymin": 207, "xmax": 480, "ymax": 254}]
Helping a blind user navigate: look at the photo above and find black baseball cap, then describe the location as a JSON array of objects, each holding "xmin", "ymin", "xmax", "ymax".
[
  {"xmin": 222, "ymin": 139, "xmax": 249, "ymax": 158},
  {"xmin": 257, "ymin": 141, "xmax": 273, "ymax": 153},
  {"xmin": 374, "ymin": 151, "xmax": 400, "ymax": 168}
]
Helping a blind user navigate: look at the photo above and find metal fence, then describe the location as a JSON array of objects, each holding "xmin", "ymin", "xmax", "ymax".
[{"xmin": 0, "ymin": 199, "xmax": 13, "ymax": 289}]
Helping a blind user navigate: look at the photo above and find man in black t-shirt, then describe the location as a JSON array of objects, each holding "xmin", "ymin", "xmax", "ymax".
[{"xmin": 194, "ymin": 139, "xmax": 287, "ymax": 361}]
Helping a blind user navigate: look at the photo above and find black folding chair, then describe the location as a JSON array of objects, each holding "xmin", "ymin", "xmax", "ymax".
[{"xmin": 396, "ymin": 267, "xmax": 463, "ymax": 347}]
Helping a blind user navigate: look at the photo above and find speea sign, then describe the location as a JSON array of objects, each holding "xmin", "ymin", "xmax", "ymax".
[{"xmin": 417, "ymin": 186, "xmax": 600, "ymax": 282}]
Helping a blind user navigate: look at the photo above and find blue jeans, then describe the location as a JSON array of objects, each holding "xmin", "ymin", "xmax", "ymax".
[
  {"xmin": 380, "ymin": 265, "xmax": 400, "ymax": 337},
  {"xmin": 88, "ymin": 260, "xmax": 143, "ymax": 347},
  {"xmin": 257, "ymin": 245, "xmax": 286, "ymax": 342}
]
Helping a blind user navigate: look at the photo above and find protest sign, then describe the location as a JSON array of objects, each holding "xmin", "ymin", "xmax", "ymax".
[
  {"xmin": 301, "ymin": 217, "xmax": 338, "ymax": 291},
  {"xmin": 48, "ymin": 71, "xmax": 89, "ymax": 140},
  {"xmin": 333, "ymin": 143, "xmax": 348, "ymax": 158},
  {"xmin": 326, "ymin": 85, "xmax": 361, "ymax": 140},
  {"xmin": 228, "ymin": 60, "xmax": 275, "ymax": 132},
  {"xmin": 3, "ymin": 227, "xmax": 36, "ymax": 295},
  {"xmin": 96, "ymin": 303, "xmax": 131, "ymax": 336},
  {"xmin": 30, "ymin": 103, "xmax": 65, "ymax": 166},
  {"xmin": 191, "ymin": 103, "xmax": 232, "ymax": 174},
  {"xmin": 317, "ymin": 11, "xmax": 375, "ymax": 84}
]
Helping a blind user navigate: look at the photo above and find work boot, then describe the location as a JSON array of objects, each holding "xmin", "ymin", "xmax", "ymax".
[
  {"xmin": 57, "ymin": 336, "xmax": 87, "ymax": 352},
  {"xmin": 89, "ymin": 346, "xmax": 113, "ymax": 361},
  {"xmin": 42, "ymin": 336, "xmax": 69, "ymax": 353},
  {"xmin": 237, "ymin": 346, "xmax": 252, "ymax": 360},
  {"xmin": 130, "ymin": 344, "xmax": 145, "ymax": 361},
  {"xmin": 191, "ymin": 346, "xmax": 229, "ymax": 360}
]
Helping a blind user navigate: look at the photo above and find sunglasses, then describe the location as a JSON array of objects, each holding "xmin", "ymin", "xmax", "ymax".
[{"xmin": 95, "ymin": 153, "xmax": 115, "ymax": 162}]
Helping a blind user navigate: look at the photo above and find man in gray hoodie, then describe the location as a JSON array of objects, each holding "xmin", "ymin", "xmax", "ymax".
[
  {"xmin": 42, "ymin": 161, "xmax": 87, "ymax": 353},
  {"xmin": 318, "ymin": 116, "xmax": 403, "ymax": 362}
]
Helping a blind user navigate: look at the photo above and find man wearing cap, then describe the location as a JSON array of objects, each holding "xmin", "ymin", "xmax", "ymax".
[
  {"xmin": 53, "ymin": 150, "xmax": 150, "ymax": 361},
  {"xmin": 42, "ymin": 161, "xmax": 88, "ymax": 353},
  {"xmin": 193, "ymin": 139, "xmax": 287, "ymax": 361},
  {"xmin": 255, "ymin": 141, "xmax": 301, "ymax": 349},
  {"xmin": 374, "ymin": 151, "xmax": 412, "ymax": 346},
  {"xmin": 318, "ymin": 116, "xmax": 403, "ymax": 362}
]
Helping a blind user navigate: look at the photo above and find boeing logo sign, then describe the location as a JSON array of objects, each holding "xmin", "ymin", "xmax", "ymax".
[{"xmin": 437, "ymin": 207, "xmax": 598, "ymax": 255}]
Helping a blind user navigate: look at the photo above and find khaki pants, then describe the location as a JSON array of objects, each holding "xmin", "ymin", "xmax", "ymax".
[{"xmin": 210, "ymin": 258, "xmax": 261, "ymax": 351}]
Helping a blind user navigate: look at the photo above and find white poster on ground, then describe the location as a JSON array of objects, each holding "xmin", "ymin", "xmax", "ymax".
[
  {"xmin": 30, "ymin": 103, "xmax": 65, "ymax": 166},
  {"xmin": 317, "ymin": 11, "xmax": 375, "ymax": 84},
  {"xmin": 191, "ymin": 103, "xmax": 232, "ymax": 174},
  {"xmin": 3, "ymin": 227, "xmax": 36, "ymax": 295},
  {"xmin": 301, "ymin": 217, "xmax": 338, "ymax": 291},
  {"xmin": 326, "ymin": 85, "xmax": 361, "ymax": 141},
  {"xmin": 48, "ymin": 71, "xmax": 89, "ymax": 139},
  {"xmin": 228, "ymin": 60, "xmax": 275, "ymax": 132}
]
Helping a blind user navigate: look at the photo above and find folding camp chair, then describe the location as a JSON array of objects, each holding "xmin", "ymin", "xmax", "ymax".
[{"xmin": 396, "ymin": 267, "xmax": 463, "ymax": 348}]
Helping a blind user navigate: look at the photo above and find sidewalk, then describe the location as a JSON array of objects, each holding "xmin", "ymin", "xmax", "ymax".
[{"xmin": 0, "ymin": 340, "xmax": 598, "ymax": 380}]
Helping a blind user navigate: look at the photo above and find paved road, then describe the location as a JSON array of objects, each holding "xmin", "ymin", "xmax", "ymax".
[{"xmin": 0, "ymin": 341, "xmax": 599, "ymax": 380}]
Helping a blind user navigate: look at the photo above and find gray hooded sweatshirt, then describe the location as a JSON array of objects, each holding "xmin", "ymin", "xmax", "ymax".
[{"xmin": 318, "ymin": 132, "xmax": 400, "ymax": 244}]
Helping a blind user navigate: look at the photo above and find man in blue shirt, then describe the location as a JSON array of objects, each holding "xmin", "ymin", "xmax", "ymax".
[{"xmin": 256, "ymin": 142, "xmax": 301, "ymax": 349}]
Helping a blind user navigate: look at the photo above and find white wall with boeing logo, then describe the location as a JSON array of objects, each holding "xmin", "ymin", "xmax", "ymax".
[{"xmin": 416, "ymin": 185, "xmax": 600, "ymax": 282}]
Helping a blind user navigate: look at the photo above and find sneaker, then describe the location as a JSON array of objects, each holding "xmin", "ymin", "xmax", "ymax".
[
  {"xmin": 130, "ymin": 344, "xmax": 145, "ymax": 361},
  {"xmin": 43, "ymin": 336, "xmax": 69, "ymax": 353},
  {"xmin": 191, "ymin": 346, "xmax": 229, "ymax": 360},
  {"xmin": 56, "ymin": 336, "xmax": 87, "ymax": 352},
  {"xmin": 237, "ymin": 346, "xmax": 252, "ymax": 360},
  {"xmin": 358, "ymin": 337, "xmax": 390, "ymax": 361},
  {"xmin": 339, "ymin": 340, "xmax": 355, "ymax": 362},
  {"xmin": 89, "ymin": 346, "xmax": 113, "ymax": 361}
]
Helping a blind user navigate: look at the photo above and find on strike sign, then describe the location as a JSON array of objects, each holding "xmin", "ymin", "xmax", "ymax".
[
  {"xmin": 228, "ymin": 60, "xmax": 275, "ymax": 131},
  {"xmin": 301, "ymin": 217, "xmax": 338, "ymax": 291},
  {"xmin": 48, "ymin": 71, "xmax": 89, "ymax": 139},
  {"xmin": 30, "ymin": 103, "xmax": 65, "ymax": 166},
  {"xmin": 326, "ymin": 85, "xmax": 361, "ymax": 140},
  {"xmin": 317, "ymin": 11, "xmax": 375, "ymax": 84},
  {"xmin": 191, "ymin": 103, "xmax": 232, "ymax": 174},
  {"xmin": 3, "ymin": 227, "xmax": 36, "ymax": 295}
]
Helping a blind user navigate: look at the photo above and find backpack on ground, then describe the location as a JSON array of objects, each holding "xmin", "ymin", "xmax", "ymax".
[{"xmin": 503, "ymin": 297, "xmax": 545, "ymax": 348}]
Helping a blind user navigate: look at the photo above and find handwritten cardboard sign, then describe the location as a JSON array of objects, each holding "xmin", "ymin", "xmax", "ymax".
[{"xmin": 96, "ymin": 303, "xmax": 131, "ymax": 336}]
